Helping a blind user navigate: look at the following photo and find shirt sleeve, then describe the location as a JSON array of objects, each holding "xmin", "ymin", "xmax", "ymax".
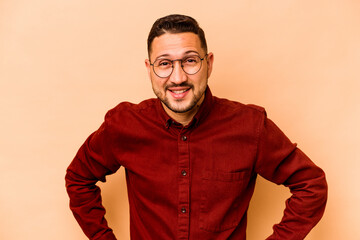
[
  {"xmin": 65, "ymin": 116, "xmax": 121, "ymax": 240},
  {"xmin": 254, "ymin": 112, "xmax": 328, "ymax": 240}
]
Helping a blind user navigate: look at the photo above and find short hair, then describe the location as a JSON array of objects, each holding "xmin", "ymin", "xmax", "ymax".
[{"xmin": 147, "ymin": 14, "xmax": 208, "ymax": 57}]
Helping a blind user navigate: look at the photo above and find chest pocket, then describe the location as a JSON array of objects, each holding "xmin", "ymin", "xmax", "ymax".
[{"xmin": 199, "ymin": 170, "xmax": 249, "ymax": 232}]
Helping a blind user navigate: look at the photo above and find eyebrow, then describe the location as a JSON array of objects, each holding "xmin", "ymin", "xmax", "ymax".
[{"xmin": 154, "ymin": 50, "xmax": 201, "ymax": 61}]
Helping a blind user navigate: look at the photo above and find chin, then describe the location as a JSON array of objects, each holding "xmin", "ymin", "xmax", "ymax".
[{"xmin": 167, "ymin": 101, "xmax": 196, "ymax": 113}]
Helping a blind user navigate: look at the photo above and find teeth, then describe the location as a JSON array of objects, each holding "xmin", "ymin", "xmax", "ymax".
[{"xmin": 172, "ymin": 90, "xmax": 187, "ymax": 94}]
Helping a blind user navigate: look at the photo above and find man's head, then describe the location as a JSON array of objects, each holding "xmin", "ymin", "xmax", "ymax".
[
  {"xmin": 145, "ymin": 14, "xmax": 214, "ymax": 123},
  {"xmin": 147, "ymin": 14, "xmax": 208, "ymax": 58}
]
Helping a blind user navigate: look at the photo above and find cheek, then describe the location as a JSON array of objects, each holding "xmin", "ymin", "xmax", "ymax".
[
  {"xmin": 196, "ymin": 72, "xmax": 208, "ymax": 86},
  {"xmin": 151, "ymin": 76, "xmax": 167, "ymax": 89}
]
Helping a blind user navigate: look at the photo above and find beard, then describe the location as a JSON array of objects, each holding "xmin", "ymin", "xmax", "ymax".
[{"xmin": 152, "ymin": 81, "xmax": 207, "ymax": 114}]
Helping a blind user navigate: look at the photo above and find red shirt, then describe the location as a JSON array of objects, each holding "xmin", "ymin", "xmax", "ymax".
[{"xmin": 65, "ymin": 87, "xmax": 327, "ymax": 240}]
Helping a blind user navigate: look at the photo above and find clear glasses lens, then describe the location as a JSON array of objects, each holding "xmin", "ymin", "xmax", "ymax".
[{"xmin": 153, "ymin": 55, "xmax": 203, "ymax": 78}]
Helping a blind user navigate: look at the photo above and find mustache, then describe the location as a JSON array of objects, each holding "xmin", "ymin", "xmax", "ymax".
[{"xmin": 165, "ymin": 82, "xmax": 193, "ymax": 90}]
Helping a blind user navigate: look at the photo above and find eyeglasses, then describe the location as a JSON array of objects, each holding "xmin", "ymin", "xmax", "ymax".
[{"xmin": 150, "ymin": 54, "xmax": 208, "ymax": 78}]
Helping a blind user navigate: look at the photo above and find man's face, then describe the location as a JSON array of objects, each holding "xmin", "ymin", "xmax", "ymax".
[{"xmin": 145, "ymin": 32, "xmax": 214, "ymax": 114}]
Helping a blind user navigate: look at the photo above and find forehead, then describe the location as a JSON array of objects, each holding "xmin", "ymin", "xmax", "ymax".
[{"xmin": 150, "ymin": 32, "xmax": 203, "ymax": 59}]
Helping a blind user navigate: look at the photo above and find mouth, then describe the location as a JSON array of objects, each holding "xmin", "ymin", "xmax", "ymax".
[{"xmin": 167, "ymin": 87, "xmax": 191, "ymax": 99}]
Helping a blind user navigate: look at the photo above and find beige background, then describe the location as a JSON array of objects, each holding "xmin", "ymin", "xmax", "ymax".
[{"xmin": 1, "ymin": 0, "xmax": 359, "ymax": 239}]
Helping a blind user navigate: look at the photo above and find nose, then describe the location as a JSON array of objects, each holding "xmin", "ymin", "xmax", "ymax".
[{"xmin": 169, "ymin": 60, "xmax": 187, "ymax": 84}]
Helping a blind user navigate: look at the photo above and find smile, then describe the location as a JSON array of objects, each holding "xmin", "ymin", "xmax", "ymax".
[
  {"xmin": 168, "ymin": 87, "xmax": 191, "ymax": 99},
  {"xmin": 170, "ymin": 89, "xmax": 187, "ymax": 94}
]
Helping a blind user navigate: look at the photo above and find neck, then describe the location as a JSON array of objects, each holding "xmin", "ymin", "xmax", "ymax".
[
  {"xmin": 162, "ymin": 95, "xmax": 205, "ymax": 126},
  {"xmin": 163, "ymin": 105, "xmax": 199, "ymax": 126}
]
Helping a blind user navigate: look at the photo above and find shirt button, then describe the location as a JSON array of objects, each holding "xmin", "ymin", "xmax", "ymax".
[
  {"xmin": 181, "ymin": 208, "xmax": 186, "ymax": 213},
  {"xmin": 181, "ymin": 170, "xmax": 187, "ymax": 176},
  {"xmin": 181, "ymin": 135, "xmax": 187, "ymax": 141}
]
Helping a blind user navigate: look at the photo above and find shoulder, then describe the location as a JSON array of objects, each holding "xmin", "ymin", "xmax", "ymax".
[
  {"xmin": 212, "ymin": 96, "xmax": 266, "ymax": 118},
  {"xmin": 103, "ymin": 98, "xmax": 158, "ymax": 127},
  {"xmin": 106, "ymin": 98, "xmax": 156, "ymax": 117},
  {"xmin": 203, "ymin": 95, "xmax": 268, "ymax": 141}
]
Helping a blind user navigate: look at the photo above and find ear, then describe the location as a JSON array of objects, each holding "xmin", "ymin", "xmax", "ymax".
[
  {"xmin": 206, "ymin": 52, "xmax": 214, "ymax": 78},
  {"xmin": 145, "ymin": 59, "xmax": 152, "ymax": 79}
]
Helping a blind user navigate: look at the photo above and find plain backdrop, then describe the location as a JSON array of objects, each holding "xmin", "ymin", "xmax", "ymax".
[{"xmin": 0, "ymin": 0, "xmax": 359, "ymax": 239}]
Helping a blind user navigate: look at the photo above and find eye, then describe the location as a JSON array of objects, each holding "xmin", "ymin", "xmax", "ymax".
[
  {"xmin": 156, "ymin": 59, "xmax": 172, "ymax": 67},
  {"xmin": 183, "ymin": 56, "xmax": 199, "ymax": 64}
]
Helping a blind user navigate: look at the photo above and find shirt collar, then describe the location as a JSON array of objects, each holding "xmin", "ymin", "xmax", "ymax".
[{"xmin": 155, "ymin": 86, "xmax": 213, "ymax": 129}]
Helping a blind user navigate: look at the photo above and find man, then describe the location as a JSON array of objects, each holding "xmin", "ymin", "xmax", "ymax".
[{"xmin": 65, "ymin": 14, "xmax": 327, "ymax": 240}]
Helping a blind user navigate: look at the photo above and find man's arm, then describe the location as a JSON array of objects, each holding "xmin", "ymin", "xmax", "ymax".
[
  {"xmin": 254, "ymin": 113, "xmax": 328, "ymax": 240},
  {"xmin": 65, "ymin": 122, "xmax": 121, "ymax": 240}
]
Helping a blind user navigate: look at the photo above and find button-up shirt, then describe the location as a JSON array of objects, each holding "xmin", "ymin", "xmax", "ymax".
[{"xmin": 65, "ymin": 87, "xmax": 327, "ymax": 240}]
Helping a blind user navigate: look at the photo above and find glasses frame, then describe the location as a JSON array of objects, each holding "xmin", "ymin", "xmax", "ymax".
[{"xmin": 149, "ymin": 54, "xmax": 208, "ymax": 78}]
